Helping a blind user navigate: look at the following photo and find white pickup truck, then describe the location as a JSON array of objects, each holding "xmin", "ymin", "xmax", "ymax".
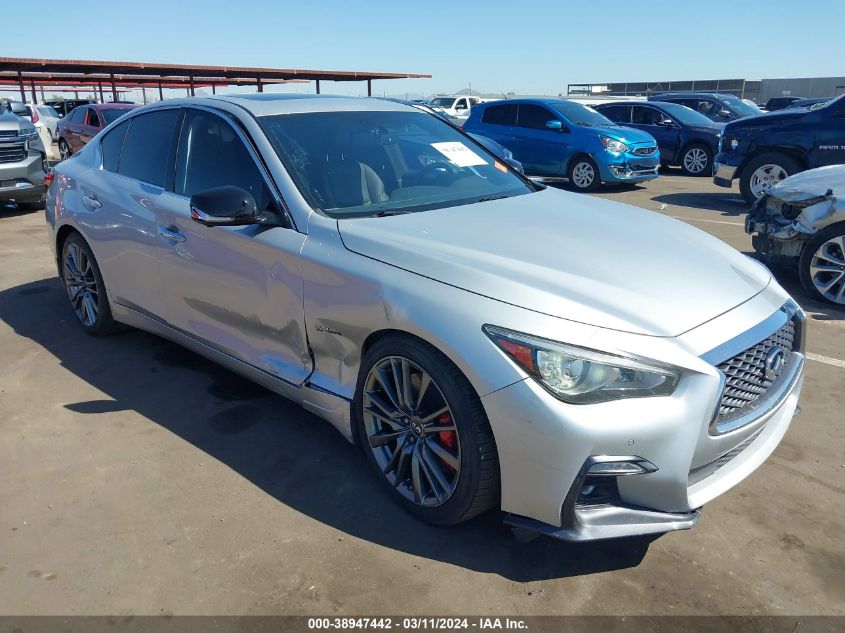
[{"xmin": 425, "ymin": 95, "xmax": 484, "ymax": 120}]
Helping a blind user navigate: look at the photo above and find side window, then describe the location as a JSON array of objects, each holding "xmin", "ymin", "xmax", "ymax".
[
  {"xmin": 86, "ymin": 109, "xmax": 101, "ymax": 128},
  {"xmin": 481, "ymin": 104, "xmax": 518, "ymax": 126},
  {"xmin": 597, "ymin": 105, "xmax": 630, "ymax": 123},
  {"xmin": 117, "ymin": 110, "xmax": 181, "ymax": 187},
  {"xmin": 454, "ymin": 98, "xmax": 468, "ymax": 111},
  {"xmin": 100, "ymin": 119, "xmax": 130, "ymax": 173},
  {"xmin": 632, "ymin": 106, "xmax": 663, "ymax": 125},
  {"xmin": 694, "ymin": 100, "xmax": 719, "ymax": 116},
  {"xmin": 174, "ymin": 109, "xmax": 272, "ymax": 210},
  {"xmin": 516, "ymin": 104, "xmax": 556, "ymax": 130},
  {"xmin": 69, "ymin": 108, "xmax": 85, "ymax": 124}
]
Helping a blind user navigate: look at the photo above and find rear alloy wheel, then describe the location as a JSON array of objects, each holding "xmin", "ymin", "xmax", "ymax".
[
  {"xmin": 680, "ymin": 144, "xmax": 712, "ymax": 176},
  {"xmin": 568, "ymin": 156, "xmax": 600, "ymax": 192},
  {"xmin": 355, "ymin": 336, "xmax": 499, "ymax": 525},
  {"xmin": 739, "ymin": 153, "xmax": 800, "ymax": 204},
  {"xmin": 799, "ymin": 224, "xmax": 845, "ymax": 305},
  {"xmin": 61, "ymin": 234, "xmax": 118, "ymax": 335},
  {"xmin": 58, "ymin": 139, "xmax": 70, "ymax": 161}
]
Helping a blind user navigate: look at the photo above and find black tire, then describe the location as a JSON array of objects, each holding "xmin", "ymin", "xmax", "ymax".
[
  {"xmin": 354, "ymin": 334, "xmax": 500, "ymax": 526},
  {"xmin": 799, "ymin": 222, "xmax": 845, "ymax": 305},
  {"xmin": 739, "ymin": 152, "xmax": 800, "ymax": 204},
  {"xmin": 679, "ymin": 143, "xmax": 713, "ymax": 177},
  {"xmin": 60, "ymin": 233, "xmax": 119, "ymax": 335},
  {"xmin": 567, "ymin": 155, "xmax": 601, "ymax": 192},
  {"xmin": 58, "ymin": 139, "xmax": 71, "ymax": 161}
]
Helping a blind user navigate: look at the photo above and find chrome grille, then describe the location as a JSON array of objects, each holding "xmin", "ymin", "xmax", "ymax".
[
  {"xmin": 633, "ymin": 146, "xmax": 657, "ymax": 156},
  {"xmin": 689, "ymin": 428, "xmax": 763, "ymax": 485},
  {"xmin": 716, "ymin": 319, "xmax": 796, "ymax": 420},
  {"xmin": 0, "ymin": 130, "xmax": 18, "ymax": 139},
  {"xmin": 0, "ymin": 143, "xmax": 26, "ymax": 163}
]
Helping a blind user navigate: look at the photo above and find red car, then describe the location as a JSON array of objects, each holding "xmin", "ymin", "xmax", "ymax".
[{"xmin": 58, "ymin": 103, "xmax": 136, "ymax": 160}]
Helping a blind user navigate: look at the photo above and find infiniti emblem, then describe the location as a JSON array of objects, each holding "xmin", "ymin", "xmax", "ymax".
[{"xmin": 764, "ymin": 346, "xmax": 785, "ymax": 381}]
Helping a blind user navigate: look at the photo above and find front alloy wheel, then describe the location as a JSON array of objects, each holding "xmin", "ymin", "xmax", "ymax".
[
  {"xmin": 748, "ymin": 163, "xmax": 788, "ymax": 199},
  {"xmin": 800, "ymin": 227, "xmax": 845, "ymax": 305},
  {"xmin": 362, "ymin": 356, "xmax": 461, "ymax": 507},
  {"xmin": 569, "ymin": 156, "xmax": 600, "ymax": 192},
  {"xmin": 355, "ymin": 336, "xmax": 499, "ymax": 525},
  {"xmin": 681, "ymin": 145, "xmax": 711, "ymax": 176}
]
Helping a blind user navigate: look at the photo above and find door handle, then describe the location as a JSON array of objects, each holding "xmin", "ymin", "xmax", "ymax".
[
  {"xmin": 158, "ymin": 225, "xmax": 186, "ymax": 243},
  {"xmin": 81, "ymin": 194, "xmax": 101, "ymax": 209}
]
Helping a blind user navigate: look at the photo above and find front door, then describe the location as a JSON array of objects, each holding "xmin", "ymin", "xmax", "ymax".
[
  {"xmin": 631, "ymin": 105, "xmax": 680, "ymax": 161},
  {"xmin": 155, "ymin": 107, "xmax": 311, "ymax": 385},
  {"xmin": 80, "ymin": 108, "xmax": 103, "ymax": 147},
  {"xmin": 814, "ymin": 100, "xmax": 845, "ymax": 166},
  {"xmin": 509, "ymin": 103, "xmax": 566, "ymax": 176}
]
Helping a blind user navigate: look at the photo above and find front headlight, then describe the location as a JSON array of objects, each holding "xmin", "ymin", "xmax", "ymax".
[
  {"xmin": 484, "ymin": 325, "xmax": 680, "ymax": 404},
  {"xmin": 18, "ymin": 127, "xmax": 39, "ymax": 140},
  {"xmin": 600, "ymin": 136, "xmax": 629, "ymax": 154}
]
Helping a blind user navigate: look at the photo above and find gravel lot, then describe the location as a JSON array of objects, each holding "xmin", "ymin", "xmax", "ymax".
[{"xmin": 1, "ymin": 171, "xmax": 843, "ymax": 616}]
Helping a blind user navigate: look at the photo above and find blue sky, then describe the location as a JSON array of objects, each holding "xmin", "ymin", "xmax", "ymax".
[{"xmin": 6, "ymin": 0, "xmax": 845, "ymax": 99}]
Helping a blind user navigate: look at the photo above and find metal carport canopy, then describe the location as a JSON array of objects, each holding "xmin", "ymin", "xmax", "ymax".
[{"xmin": 0, "ymin": 57, "xmax": 431, "ymax": 99}]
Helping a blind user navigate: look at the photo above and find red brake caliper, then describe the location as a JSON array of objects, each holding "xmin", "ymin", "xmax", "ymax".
[{"xmin": 437, "ymin": 412, "xmax": 456, "ymax": 471}]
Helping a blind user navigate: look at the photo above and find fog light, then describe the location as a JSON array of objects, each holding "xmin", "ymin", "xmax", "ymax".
[{"xmin": 587, "ymin": 459, "xmax": 657, "ymax": 476}]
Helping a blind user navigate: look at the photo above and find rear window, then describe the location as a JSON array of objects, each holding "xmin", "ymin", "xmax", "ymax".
[
  {"xmin": 117, "ymin": 110, "xmax": 181, "ymax": 187},
  {"xmin": 481, "ymin": 104, "xmax": 517, "ymax": 126},
  {"xmin": 100, "ymin": 119, "xmax": 130, "ymax": 173}
]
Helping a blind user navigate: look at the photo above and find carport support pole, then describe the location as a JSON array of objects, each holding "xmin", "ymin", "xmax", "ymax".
[
  {"xmin": 189, "ymin": 74, "xmax": 195, "ymax": 97},
  {"xmin": 98, "ymin": 81, "xmax": 104, "ymax": 103},
  {"xmin": 17, "ymin": 71, "xmax": 25, "ymax": 102},
  {"xmin": 257, "ymin": 78, "xmax": 264, "ymax": 93},
  {"xmin": 367, "ymin": 79, "xmax": 372, "ymax": 96},
  {"xmin": 110, "ymin": 73, "xmax": 117, "ymax": 103},
  {"xmin": 316, "ymin": 79, "xmax": 320, "ymax": 94},
  {"xmin": 158, "ymin": 82, "xmax": 163, "ymax": 101},
  {"xmin": 30, "ymin": 80, "xmax": 37, "ymax": 105},
  {"xmin": 211, "ymin": 84, "xmax": 216, "ymax": 95}
]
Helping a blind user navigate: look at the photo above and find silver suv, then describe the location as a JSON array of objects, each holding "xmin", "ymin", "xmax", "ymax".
[{"xmin": 0, "ymin": 106, "xmax": 46, "ymax": 210}]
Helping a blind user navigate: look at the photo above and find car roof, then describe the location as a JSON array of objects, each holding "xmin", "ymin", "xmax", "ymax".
[
  {"xmin": 201, "ymin": 93, "xmax": 417, "ymax": 116},
  {"xmin": 652, "ymin": 92, "xmax": 737, "ymax": 99},
  {"xmin": 90, "ymin": 103, "xmax": 137, "ymax": 111}
]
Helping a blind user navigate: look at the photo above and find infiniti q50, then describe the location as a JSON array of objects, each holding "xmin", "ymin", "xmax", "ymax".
[{"xmin": 45, "ymin": 95, "xmax": 805, "ymax": 541}]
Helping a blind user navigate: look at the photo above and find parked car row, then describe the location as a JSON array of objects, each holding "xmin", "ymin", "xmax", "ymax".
[
  {"xmin": 57, "ymin": 103, "xmax": 137, "ymax": 160},
  {"xmin": 0, "ymin": 104, "xmax": 47, "ymax": 210}
]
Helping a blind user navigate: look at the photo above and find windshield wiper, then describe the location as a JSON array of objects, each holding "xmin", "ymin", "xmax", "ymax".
[
  {"xmin": 477, "ymin": 194, "xmax": 512, "ymax": 203},
  {"xmin": 372, "ymin": 210, "xmax": 404, "ymax": 217}
]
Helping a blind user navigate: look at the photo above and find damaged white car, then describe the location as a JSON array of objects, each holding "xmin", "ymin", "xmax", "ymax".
[{"xmin": 747, "ymin": 165, "xmax": 845, "ymax": 305}]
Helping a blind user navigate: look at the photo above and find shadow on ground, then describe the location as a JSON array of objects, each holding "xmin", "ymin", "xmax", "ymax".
[
  {"xmin": 0, "ymin": 277, "xmax": 661, "ymax": 582},
  {"xmin": 650, "ymin": 192, "xmax": 748, "ymax": 216}
]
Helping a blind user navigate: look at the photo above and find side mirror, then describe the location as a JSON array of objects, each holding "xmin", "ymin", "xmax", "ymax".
[
  {"xmin": 190, "ymin": 186, "xmax": 260, "ymax": 227},
  {"xmin": 657, "ymin": 118, "xmax": 675, "ymax": 127},
  {"xmin": 717, "ymin": 109, "xmax": 732, "ymax": 118},
  {"xmin": 545, "ymin": 119, "xmax": 563, "ymax": 131}
]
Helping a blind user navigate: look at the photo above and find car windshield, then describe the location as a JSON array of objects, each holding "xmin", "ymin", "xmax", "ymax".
[
  {"xmin": 653, "ymin": 102, "xmax": 715, "ymax": 126},
  {"xmin": 101, "ymin": 108, "xmax": 129, "ymax": 125},
  {"xmin": 260, "ymin": 110, "xmax": 534, "ymax": 218},
  {"xmin": 38, "ymin": 105, "xmax": 60, "ymax": 118},
  {"xmin": 723, "ymin": 96, "xmax": 761, "ymax": 117},
  {"xmin": 548, "ymin": 100, "xmax": 614, "ymax": 127},
  {"xmin": 427, "ymin": 97, "xmax": 457, "ymax": 108}
]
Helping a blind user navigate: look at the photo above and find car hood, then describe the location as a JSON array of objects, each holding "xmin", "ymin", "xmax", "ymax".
[
  {"xmin": 582, "ymin": 124, "xmax": 656, "ymax": 145},
  {"xmin": 767, "ymin": 165, "xmax": 845, "ymax": 202},
  {"xmin": 338, "ymin": 188, "xmax": 771, "ymax": 337},
  {"xmin": 0, "ymin": 110, "xmax": 25, "ymax": 131},
  {"xmin": 725, "ymin": 108, "xmax": 807, "ymax": 131}
]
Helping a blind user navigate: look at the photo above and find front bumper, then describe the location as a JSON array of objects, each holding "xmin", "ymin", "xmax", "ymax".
[
  {"xmin": 713, "ymin": 152, "xmax": 742, "ymax": 187},
  {"xmin": 0, "ymin": 149, "xmax": 46, "ymax": 203},
  {"xmin": 483, "ymin": 295, "xmax": 805, "ymax": 541},
  {"xmin": 599, "ymin": 151, "xmax": 660, "ymax": 183}
]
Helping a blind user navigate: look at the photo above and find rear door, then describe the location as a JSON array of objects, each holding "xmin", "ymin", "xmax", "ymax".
[
  {"xmin": 155, "ymin": 107, "xmax": 311, "ymax": 385},
  {"xmin": 81, "ymin": 108, "xmax": 103, "ymax": 147},
  {"xmin": 510, "ymin": 103, "xmax": 566, "ymax": 176},
  {"xmin": 77, "ymin": 110, "xmax": 181, "ymax": 320},
  {"xmin": 631, "ymin": 105, "xmax": 680, "ymax": 161},
  {"xmin": 476, "ymin": 103, "xmax": 517, "ymax": 147},
  {"xmin": 64, "ymin": 107, "xmax": 86, "ymax": 150}
]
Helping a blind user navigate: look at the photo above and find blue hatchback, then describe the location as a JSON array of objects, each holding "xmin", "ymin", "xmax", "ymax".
[
  {"xmin": 463, "ymin": 98, "xmax": 660, "ymax": 191},
  {"xmin": 595, "ymin": 101, "xmax": 722, "ymax": 176}
]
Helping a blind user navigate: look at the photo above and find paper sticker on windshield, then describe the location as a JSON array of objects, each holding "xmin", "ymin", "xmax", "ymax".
[{"xmin": 431, "ymin": 142, "xmax": 487, "ymax": 167}]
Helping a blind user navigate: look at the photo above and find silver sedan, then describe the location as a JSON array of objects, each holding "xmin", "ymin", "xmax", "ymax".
[{"xmin": 45, "ymin": 95, "xmax": 805, "ymax": 541}]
